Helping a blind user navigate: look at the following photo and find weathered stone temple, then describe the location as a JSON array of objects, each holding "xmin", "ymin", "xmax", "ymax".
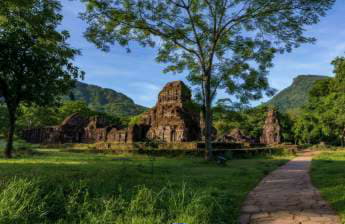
[
  {"xmin": 260, "ymin": 109, "xmax": 282, "ymax": 145},
  {"xmin": 22, "ymin": 81, "xmax": 283, "ymax": 146},
  {"xmin": 140, "ymin": 81, "xmax": 200, "ymax": 142},
  {"xmin": 22, "ymin": 81, "xmax": 201, "ymax": 144}
]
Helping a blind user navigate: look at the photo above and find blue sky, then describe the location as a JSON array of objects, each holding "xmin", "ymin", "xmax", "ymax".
[{"xmin": 60, "ymin": 0, "xmax": 345, "ymax": 107}]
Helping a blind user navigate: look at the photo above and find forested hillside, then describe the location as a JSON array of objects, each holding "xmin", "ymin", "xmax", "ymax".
[
  {"xmin": 69, "ymin": 81, "xmax": 147, "ymax": 117},
  {"xmin": 267, "ymin": 75, "xmax": 330, "ymax": 112}
]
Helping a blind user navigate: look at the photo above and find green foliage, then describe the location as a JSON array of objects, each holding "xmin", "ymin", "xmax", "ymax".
[
  {"xmin": 311, "ymin": 151, "xmax": 345, "ymax": 222},
  {"xmin": 58, "ymin": 101, "xmax": 92, "ymax": 120},
  {"xmin": 0, "ymin": 143, "xmax": 292, "ymax": 223},
  {"xmin": 0, "ymin": 0, "xmax": 83, "ymax": 108},
  {"xmin": 80, "ymin": 0, "xmax": 334, "ymax": 103},
  {"xmin": 184, "ymin": 99, "xmax": 201, "ymax": 114},
  {"xmin": 0, "ymin": 179, "xmax": 212, "ymax": 224},
  {"xmin": 0, "ymin": 0, "xmax": 83, "ymax": 156},
  {"xmin": 69, "ymin": 81, "xmax": 147, "ymax": 118},
  {"xmin": 241, "ymin": 106, "xmax": 269, "ymax": 141},
  {"xmin": 16, "ymin": 105, "xmax": 60, "ymax": 130},
  {"xmin": 292, "ymin": 57, "xmax": 345, "ymax": 145},
  {"xmin": 0, "ymin": 102, "xmax": 8, "ymax": 136},
  {"xmin": 15, "ymin": 101, "xmax": 124, "ymax": 132},
  {"xmin": 81, "ymin": 0, "xmax": 334, "ymax": 155},
  {"xmin": 267, "ymin": 75, "xmax": 330, "ymax": 112},
  {"xmin": 129, "ymin": 114, "xmax": 144, "ymax": 126},
  {"xmin": 213, "ymin": 101, "xmax": 294, "ymax": 143}
]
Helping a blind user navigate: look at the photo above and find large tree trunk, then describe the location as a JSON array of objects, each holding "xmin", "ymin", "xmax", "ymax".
[
  {"xmin": 4, "ymin": 106, "xmax": 16, "ymax": 158},
  {"xmin": 204, "ymin": 74, "xmax": 213, "ymax": 160}
]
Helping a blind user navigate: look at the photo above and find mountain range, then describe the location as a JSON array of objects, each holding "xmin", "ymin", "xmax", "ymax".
[
  {"xmin": 266, "ymin": 75, "xmax": 330, "ymax": 112},
  {"xmin": 70, "ymin": 74, "xmax": 330, "ymax": 118},
  {"xmin": 70, "ymin": 81, "xmax": 147, "ymax": 117}
]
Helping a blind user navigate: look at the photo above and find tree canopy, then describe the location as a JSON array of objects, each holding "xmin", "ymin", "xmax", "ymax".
[
  {"xmin": 0, "ymin": 0, "xmax": 84, "ymax": 157},
  {"xmin": 81, "ymin": 0, "xmax": 335, "ymax": 159},
  {"xmin": 292, "ymin": 57, "xmax": 345, "ymax": 145}
]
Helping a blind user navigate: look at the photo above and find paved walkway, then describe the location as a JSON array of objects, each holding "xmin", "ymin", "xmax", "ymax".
[{"xmin": 239, "ymin": 151, "xmax": 341, "ymax": 224}]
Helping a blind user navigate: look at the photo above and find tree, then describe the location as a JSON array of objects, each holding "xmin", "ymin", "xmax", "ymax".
[
  {"xmin": 294, "ymin": 57, "xmax": 345, "ymax": 145},
  {"xmin": 16, "ymin": 105, "xmax": 60, "ymax": 130},
  {"xmin": 81, "ymin": 0, "xmax": 334, "ymax": 159},
  {"xmin": 58, "ymin": 101, "xmax": 92, "ymax": 121},
  {"xmin": 292, "ymin": 110, "xmax": 321, "ymax": 144},
  {"xmin": 0, "ymin": 0, "xmax": 83, "ymax": 158},
  {"xmin": 0, "ymin": 102, "xmax": 8, "ymax": 137},
  {"xmin": 14, "ymin": 101, "xmax": 124, "ymax": 137},
  {"xmin": 213, "ymin": 100, "xmax": 246, "ymax": 136}
]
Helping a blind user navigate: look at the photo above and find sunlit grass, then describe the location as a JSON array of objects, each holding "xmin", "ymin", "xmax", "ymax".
[
  {"xmin": 311, "ymin": 150, "xmax": 345, "ymax": 222},
  {"xmin": 0, "ymin": 139, "xmax": 293, "ymax": 223}
]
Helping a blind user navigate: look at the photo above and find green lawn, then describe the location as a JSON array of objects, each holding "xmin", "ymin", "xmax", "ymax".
[
  {"xmin": 312, "ymin": 150, "xmax": 345, "ymax": 222},
  {"xmin": 0, "ymin": 141, "xmax": 292, "ymax": 224}
]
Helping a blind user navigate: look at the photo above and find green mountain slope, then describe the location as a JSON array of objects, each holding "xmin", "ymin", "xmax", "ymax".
[
  {"xmin": 70, "ymin": 81, "xmax": 147, "ymax": 117},
  {"xmin": 267, "ymin": 75, "xmax": 330, "ymax": 112}
]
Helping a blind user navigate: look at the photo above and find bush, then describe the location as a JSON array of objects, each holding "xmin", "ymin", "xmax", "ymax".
[{"xmin": 0, "ymin": 178, "xmax": 215, "ymax": 224}]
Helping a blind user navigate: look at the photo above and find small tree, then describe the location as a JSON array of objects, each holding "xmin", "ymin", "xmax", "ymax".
[
  {"xmin": 81, "ymin": 0, "xmax": 334, "ymax": 159},
  {"xmin": 0, "ymin": 0, "xmax": 83, "ymax": 158}
]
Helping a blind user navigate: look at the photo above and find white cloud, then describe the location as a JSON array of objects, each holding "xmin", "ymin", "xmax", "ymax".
[{"xmin": 126, "ymin": 82, "xmax": 161, "ymax": 106}]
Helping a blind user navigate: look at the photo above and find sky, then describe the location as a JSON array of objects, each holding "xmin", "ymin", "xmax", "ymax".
[{"xmin": 60, "ymin": 0, "xmax": 345, "ymax": 107}]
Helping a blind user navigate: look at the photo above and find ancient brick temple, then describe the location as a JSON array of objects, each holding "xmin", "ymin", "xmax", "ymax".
[
  {"xmin": 22, "ymin": 113, "xmax": 89, "ymax": 144},
  {"xmin": 260, "ymin": 109, "xmax": 281, "ymax": 145},
  {"xmin": 139, "ymin": 81, "xmax": 201, "ymax": 142},
  {"xmin": 22, "ymin": 81, "xmax": 201, "ymax": 144},
  {"xmin": 218, "ymin": 128, "xmax": 252, "ymax": 144}
]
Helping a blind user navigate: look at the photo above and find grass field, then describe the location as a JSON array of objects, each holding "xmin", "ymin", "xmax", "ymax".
[
  {"xmin": 312, "ymin": 150, "xmax": 345, "ymax": 222},
  {"xmin": 0, "ymin": 140, "xmax": 293, "ymax": 224}
]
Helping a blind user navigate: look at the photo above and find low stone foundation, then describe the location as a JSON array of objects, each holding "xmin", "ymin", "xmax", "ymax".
[{"xmin": 40, "ymin": 141, "xmax": 245, "ymax": 152}]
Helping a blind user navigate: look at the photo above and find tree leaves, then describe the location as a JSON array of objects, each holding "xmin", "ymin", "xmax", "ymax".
[
  {"xmin": 294, "ymin": 57, "xmax": 345, "ymax": 145},
  {"xmin": 0, "ymin": 0, "xmax": 84, "ymax": 156}
]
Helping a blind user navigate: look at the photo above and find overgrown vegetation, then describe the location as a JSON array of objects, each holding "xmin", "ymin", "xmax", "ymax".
[
  {"xmin": 0, "ymin": 141, "xmax": 292, "ymax": 223},
  {"xmin": 291, "ymin": 57, "xmax": 345, "ymax": 145},
  {"xmin": 213, "ymin": 103, "xmax": 293, "ymax": 143},
  {"xmin": 213, "ymin": 57, "xmax": 345, "ymax": 146},
  {"xmin": 0, "ymin": 100, "xmax": 129, "ymax": 137},
  {"xmin": 0, "ymin": 178, "xmax": 213, "ymax": 224}
]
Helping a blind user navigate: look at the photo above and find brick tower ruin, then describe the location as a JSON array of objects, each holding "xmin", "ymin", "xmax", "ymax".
[
  {"xmin": 260, "ymin": 109, "xmax": 281, "ymax": 145},
  {"xmin": 139, "ymin": 81, "xmax": 201, "ymax": 142},
  {"xmin": 22, "ymin": 81, "xmax": 201, "ymax": 144}
]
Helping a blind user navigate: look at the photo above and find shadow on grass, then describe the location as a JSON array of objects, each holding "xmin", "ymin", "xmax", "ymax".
[{"xmin": 0, "ymin": 149, "xmax": 291, "ymax": 224}]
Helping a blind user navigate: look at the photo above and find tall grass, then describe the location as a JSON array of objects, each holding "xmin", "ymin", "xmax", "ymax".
[{"xmin": 0, "ymin": 178, "xmax": 215, "ymax": 224}]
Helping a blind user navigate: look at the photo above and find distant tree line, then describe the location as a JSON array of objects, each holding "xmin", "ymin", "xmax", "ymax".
[
  {"xmin": 0, "ymin": 100, "xmax": 127, "ymax": 137},
  {"xmin": 213, "ymin": 56, "xmax": 345, "ymax": 146},
  {"xmin": 213, "ymin": 102, "xmax": 293, "ymax": 143}
]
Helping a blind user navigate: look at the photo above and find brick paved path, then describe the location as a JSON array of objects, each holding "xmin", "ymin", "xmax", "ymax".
[{"xmin": 239, "ymin": 151, "xmax": 341, "ymax": 224}]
